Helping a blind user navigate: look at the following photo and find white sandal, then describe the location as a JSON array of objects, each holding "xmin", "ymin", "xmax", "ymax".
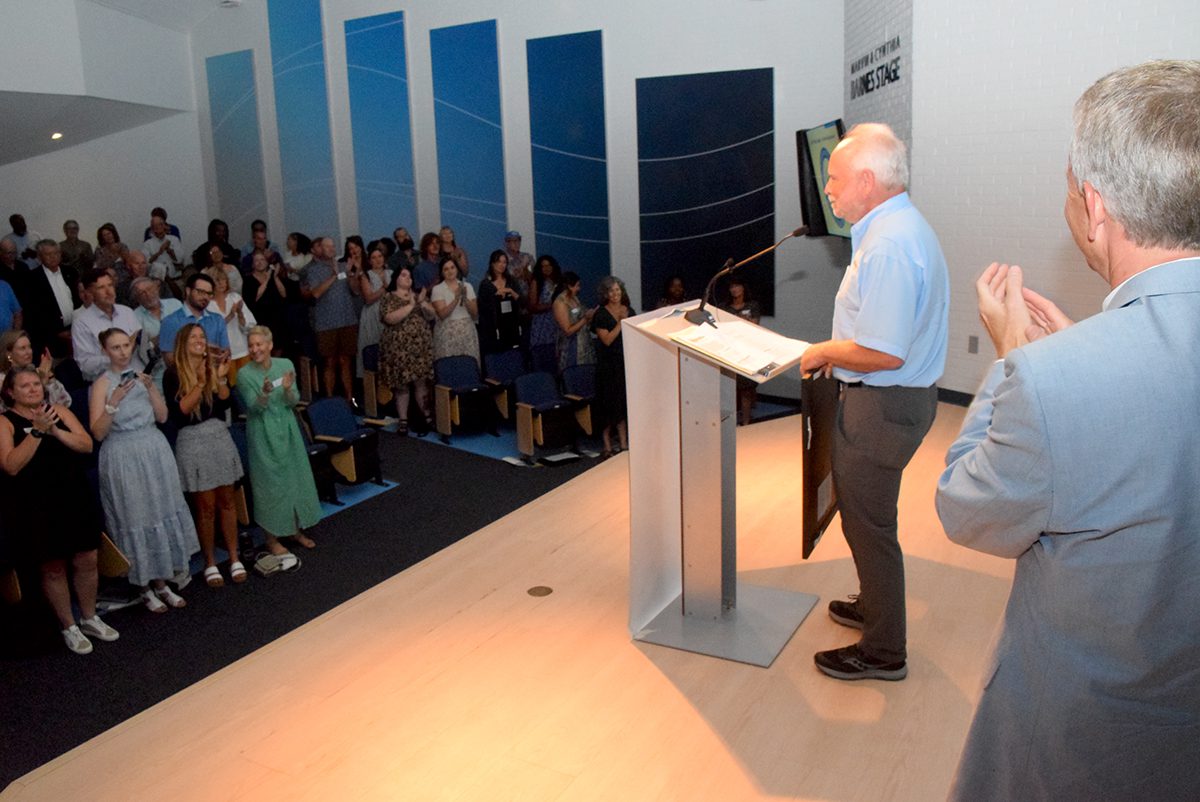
[
  {"xmin": 154, "ymin": 585, "xmax": 187, "ymax": 609},
  {"xmin": 142, "ymin": 589, "xmax": 168, "ymax": 613},
  {"xmin": 229, "ymin": 561, "xmax": 247, "ymax": 584},
  {"xmin": 204, "ymin": 565, "xmax": 224, "ymax": 587}
]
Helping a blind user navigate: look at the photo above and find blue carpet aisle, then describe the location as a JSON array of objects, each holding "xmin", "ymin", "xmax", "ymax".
[{"xmin": 0, "ymin": 432, "xmax": 594, "ymax": 790}]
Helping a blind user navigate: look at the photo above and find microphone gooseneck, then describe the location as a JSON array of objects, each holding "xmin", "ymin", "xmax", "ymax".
[{"xmin": 684, "ymin": 225, "xmax": 808, "ymax": 327}]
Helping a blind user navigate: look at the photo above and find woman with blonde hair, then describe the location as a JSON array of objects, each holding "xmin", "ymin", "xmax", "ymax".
[
  {"xmin": 164, "ymin": 322, "xmax": 246, "ymax": 586},
  {"xmin": 204, "ymin": 265, "xmax": 256, "ymax": 385},
  {"xmin": 0, "ymin": 329, "xmax": 70, "ymax": 411},
  {"xmin": 235, "ymin": 326, "xmax": 321, "ymax": 555}
]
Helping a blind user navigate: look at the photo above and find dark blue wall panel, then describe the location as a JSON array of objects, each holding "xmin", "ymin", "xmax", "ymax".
[
  {"xmin": 636, "ymin": 68, "xmax": 775, "ymax": 314},
  {"xmin": 430, "ymin": 20, "xmax": 507, "ymax": 268},
  {"xmin": 527, "ymin": 30, "xmax": 610, "ymax": 304}
]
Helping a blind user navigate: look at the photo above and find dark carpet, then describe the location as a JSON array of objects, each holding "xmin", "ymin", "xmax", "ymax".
[{"xmin": 0, "ymin": 434, "xmax": 594, "ymax": 789}]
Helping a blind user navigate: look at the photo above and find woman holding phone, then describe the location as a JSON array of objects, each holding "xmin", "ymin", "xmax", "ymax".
[
  {"xmin": 235, "ymin": 326, "xmax": 322, "ymax": 556},
  {"xmin": 0, "ymin": 367, "xmax": 115, "ymax": 654},
  {"xmin": 90, "ymin": 328, "xmax": 198, "ymax": 612}
]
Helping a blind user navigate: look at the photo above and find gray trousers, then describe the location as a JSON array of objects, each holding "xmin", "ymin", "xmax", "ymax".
[{"xmin": 831, "ymin": 383, "xmax": 937, "ymax": 663}]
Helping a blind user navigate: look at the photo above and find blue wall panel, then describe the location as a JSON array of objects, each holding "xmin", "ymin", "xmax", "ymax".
[
  {"xmin": 268, "ymin": 0, "xmax": 339, "ymax": 239},
  {"xmin": 527, "ymin": 30, "xmax": 609, "ymax": 304},
  {"xmin": 636, "ymin": 68, "xmax": 775, "ymax": 314},
  {"xmin": 429, "ymin": 20, "xmax": 506, "ymax": 267},
  {"xmin": 205, "ymin": 50, "xmax": 268, "ymax": 235},
  {"xmin": 346, "ymin": 11, "xmax": 416, "ymax": 244}
]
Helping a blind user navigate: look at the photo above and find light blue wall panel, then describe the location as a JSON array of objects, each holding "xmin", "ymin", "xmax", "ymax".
[
  {"xmin": 345, "ymin": 11, "xmax": 416, "ymax": 244},
  {"xmin": 205, "ymin": 49, "xmax": 268, "ymax": 234}
]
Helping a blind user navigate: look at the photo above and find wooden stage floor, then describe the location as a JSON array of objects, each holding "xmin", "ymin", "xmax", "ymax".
[{"xmin": 4, "ymin": 403, "xmax": 1015, "ymax": 802}]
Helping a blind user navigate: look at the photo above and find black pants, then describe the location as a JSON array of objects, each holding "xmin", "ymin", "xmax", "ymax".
[{"xmin": 831, "ymin": 383, "xmax": 937, "ymax": 662}]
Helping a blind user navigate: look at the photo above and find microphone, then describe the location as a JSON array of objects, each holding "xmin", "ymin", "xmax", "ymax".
[{"xmin": 684, "ymin": 225, "xmax": 808, "ymax": 326}]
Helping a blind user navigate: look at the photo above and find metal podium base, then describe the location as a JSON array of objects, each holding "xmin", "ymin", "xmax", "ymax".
[{"xmin": 633, "ymin": 582, "xmax": 818, "ymax": 668}]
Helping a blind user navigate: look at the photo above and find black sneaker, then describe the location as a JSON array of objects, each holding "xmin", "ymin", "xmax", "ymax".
[
  {"xmin": 814, "ymin": 644, "xmax": 907, "ymax": 681},
  {"xmin": 828, "ymin": 595, "xmax": 863, "ymax": 629}
]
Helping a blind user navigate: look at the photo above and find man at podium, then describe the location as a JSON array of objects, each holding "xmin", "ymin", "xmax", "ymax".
[{"xmin": 799, "ymin": 123, "xmax": 949, "ymax": 681}]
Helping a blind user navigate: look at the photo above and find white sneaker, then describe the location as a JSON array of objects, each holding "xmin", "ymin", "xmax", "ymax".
[
  {"xmin": 62, "ymin": 625, "xmax": 93, "ymax": 655},
  {"xmin": 80, "ymin": 615, "xmax": 120, "ymax": 642}
]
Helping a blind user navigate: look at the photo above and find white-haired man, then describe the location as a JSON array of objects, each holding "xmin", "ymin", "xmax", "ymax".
[
  {"xmin": 800, "ymin": 123, "xmax": 949, "ymax": 681},
  {"xmin": 937, "ymin": 60, "xmax": 1200, "ymax": 800}
]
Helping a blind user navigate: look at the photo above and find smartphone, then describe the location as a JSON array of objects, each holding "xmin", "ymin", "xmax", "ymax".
[{"xmin": 119, "ymin": 370, "xmax": 136, "ymax": 385}]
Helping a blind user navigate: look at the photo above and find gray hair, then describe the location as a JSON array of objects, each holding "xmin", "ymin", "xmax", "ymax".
[
  {"xmin": 36, "ymin": 238, "xmax": 59, "ymax": 254},
  {"xmin": 129, "ymin": 276, "xmax": 158, "ymax": 297},
  {"xmin": 1070, "ymin": 59, "xmax": 1200, "ymax": 250},
  {"xmin": 841, "ymin": 123, "xmax": 909, "ymax": 191},
  {"xmin": 597, "ymin": 275, "xmax": 626, "ymax": 302}
]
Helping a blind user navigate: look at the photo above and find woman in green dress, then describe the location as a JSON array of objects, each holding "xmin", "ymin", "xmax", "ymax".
[{"xmin": 235, "ymin": 325, "xmax": 322, "ymax": 556}]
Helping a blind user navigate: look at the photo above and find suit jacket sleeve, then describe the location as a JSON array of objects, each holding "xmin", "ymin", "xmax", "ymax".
[{"xmin": 936, "ymin": 350, "xmax": 1054, "ymax": 559}]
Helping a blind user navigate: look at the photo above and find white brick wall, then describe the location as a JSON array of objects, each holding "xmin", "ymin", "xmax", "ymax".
[
  {"xmin": 845, "ymin": 0, "xmax": 913, "ymax": 147},
  {"xmin": 911, "ymin": 1, "xmax": 1200, "ymax": 393}
]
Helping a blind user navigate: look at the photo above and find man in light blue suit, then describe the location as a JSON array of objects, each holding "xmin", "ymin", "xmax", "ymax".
[{"xmin": 937, "ymin": 60, "xmax": 1200, "ymax": 800}]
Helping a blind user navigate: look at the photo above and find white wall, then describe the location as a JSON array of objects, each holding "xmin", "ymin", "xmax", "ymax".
[
  {"xmin": 911, "ymin": 1, "xmax": 1200, "ymax": 394},
  {"xmin": 0, "ymin": 0, "xmax": 85, "ymax": 94},
  {"xmin": 0, "ymin": 112, "xmax": 208, "ymax": 254},
  {"xmin": 188, "ymin": 0, "xmax": 847, "ymax": 384},
  {"xmin": 76, "ymin": 0, "xmax": 194, "ymax": 110},
  {"xmin": 0, "ymin": 0, "xmax": 203, "ymax": 255}
]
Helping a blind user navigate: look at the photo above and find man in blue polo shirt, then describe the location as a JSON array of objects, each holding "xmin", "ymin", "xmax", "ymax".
[
  {"xmin": 799, "ymin": 123, "xmax": 949, "ymax": 681},
  {"xmin": 158, "ymin": 271, "xmax": 230, "ymax": 366}
]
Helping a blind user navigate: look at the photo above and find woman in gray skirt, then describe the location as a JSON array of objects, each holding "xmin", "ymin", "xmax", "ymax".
[{"xmin": 163, "ymin": 322, "xmax": 246, "ymax": 586}]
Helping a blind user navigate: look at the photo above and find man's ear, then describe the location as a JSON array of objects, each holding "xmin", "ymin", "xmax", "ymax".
[{"xmin": 1081, "ymin": 181, "xmax": 1107, "ymax": 242}]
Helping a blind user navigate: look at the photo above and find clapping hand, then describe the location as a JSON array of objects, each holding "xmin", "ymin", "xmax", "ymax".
[
  {"xmin": 33, "ymin": 402, "xmax": 60, "ymax": 435},
  {"xmin": 1022, "ymin": 286, "xmax": 1075, "ymax": 340},
  {"xmin": 281, "ymin": 370, "xmax": 295, "ymax": 390},
  {"xmin": 976, "ymin": 263, "xmax": 1049, "ymax": 358}
]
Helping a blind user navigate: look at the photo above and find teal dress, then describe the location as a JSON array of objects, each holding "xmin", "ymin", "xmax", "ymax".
[{"xmin": 235, "ymin": 358, "xmax": 322, "ymax": 537}]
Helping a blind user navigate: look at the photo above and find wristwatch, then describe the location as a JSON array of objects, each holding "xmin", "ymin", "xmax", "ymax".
[{"xmin": 29, "ymin": 428, "xmax": 44, "ymax": 439}]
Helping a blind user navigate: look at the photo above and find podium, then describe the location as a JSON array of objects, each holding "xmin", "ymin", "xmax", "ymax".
[{"xmin": 624, "ymin": 302, "xmax": 818, "ymax": 667}]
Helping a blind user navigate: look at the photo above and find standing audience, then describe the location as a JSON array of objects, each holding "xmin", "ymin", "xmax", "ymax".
[
  {"xmin": 477, "ymin": 249, "xmax": 523, "ymax": 355},
  {"xmin": 164, "ymin": 323, "xmax": 245, "ymax": 587},
  {"xmin": 205, "ymin": 266, "xmax": 255, "ymax": 384},
  {"xmin": 0, "ymin": 367, "xmax": 116, "ymax": 654},
  {"xmin": 58, "ymin": 220, "xmax": 94, "ymax": 274},
  {"xmin": 592, "ymin": 276, "xmax": 633, "ymax": 457},
  {"xmin": 527, "ymin": 255, "xmax": 561, "ymax": 373},
  {"xmin": 89, "ymin": 328, "xmax": 198, "ymax": 613},
  {"xmin": 355, "ymin": 245, "xmax": 389, "ymax": 378},
  {"xmin": 378, "ymin": 265, "xmax": 435, "ymax": 435},
  {"xmin": 235, "ymin": 327, "xmax": 321, "ymax": 555},
  {"xmin": 0, "ymin": 330, "xmax": 71, "ymax": 411},
  {"xmin": 71, "ymin": 268, "xmax": 143, "ymax": 382},
  {"xmin": 553, "ymin": 270, "xmax": 595, "ymax": 373},
  {"xmin": 439, "ymin": 226, "xmax": 469, "ymax": 278},
  {"xmin": 303, "ymin": 236, "xmax": 359, "ymax": 403},
  {"xmin": 430, "ymin": 256, "xmax": 479, "ymax": 364}
]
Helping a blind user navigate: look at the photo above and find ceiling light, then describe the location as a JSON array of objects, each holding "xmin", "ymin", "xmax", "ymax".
[{"xmin": 51, "ymin": 132, "xmax": 63, "ymax": 140}]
